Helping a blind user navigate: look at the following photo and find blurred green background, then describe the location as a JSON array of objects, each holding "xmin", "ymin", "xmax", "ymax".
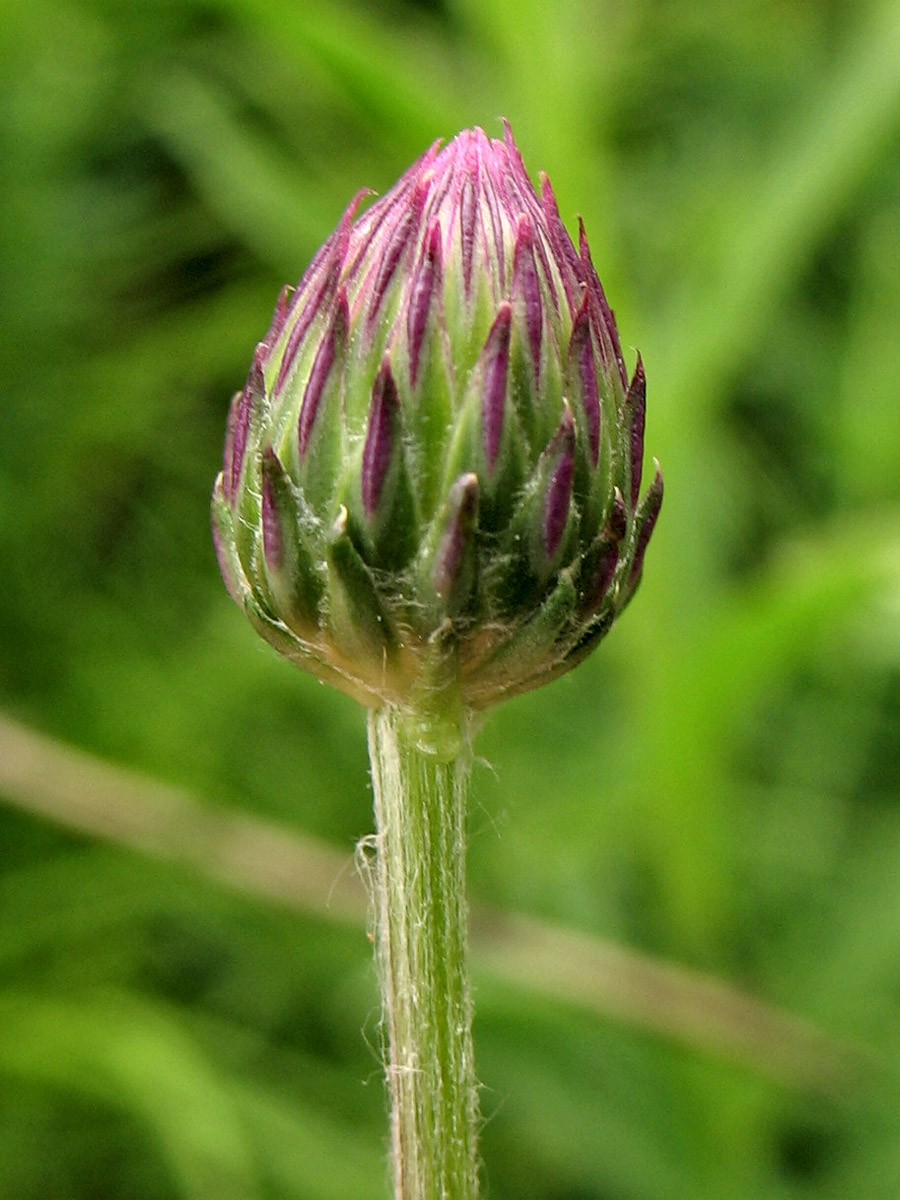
[{"xmin": 2, "ymin": 0, "xmax": 900, "ymax": 1196}]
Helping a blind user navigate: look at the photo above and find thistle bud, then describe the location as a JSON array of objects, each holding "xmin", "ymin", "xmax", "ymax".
[{"xmin": 212, "ymin": 124, "xmax": 662, "ymax": 711}]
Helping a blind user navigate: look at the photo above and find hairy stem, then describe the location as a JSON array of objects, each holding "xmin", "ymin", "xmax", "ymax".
[{"xmin": 367, "ymin": 704, "xmax": 479, "ymax": 1200}]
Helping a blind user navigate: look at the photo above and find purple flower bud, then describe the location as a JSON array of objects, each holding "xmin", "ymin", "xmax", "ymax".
[{"xmin": 213, "ymin": 123, "xmax": 662, "ymax": 710}]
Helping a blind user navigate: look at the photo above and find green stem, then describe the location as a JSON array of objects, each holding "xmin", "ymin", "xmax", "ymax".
[{"xmin": 367, "ymin": 704, "xmax": 479, "ymax": 1200}]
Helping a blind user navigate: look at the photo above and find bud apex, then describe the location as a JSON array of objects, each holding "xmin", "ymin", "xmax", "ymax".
[{"xmin": 213, "ymin": 124, "xmax": 662, "ymax": 710}]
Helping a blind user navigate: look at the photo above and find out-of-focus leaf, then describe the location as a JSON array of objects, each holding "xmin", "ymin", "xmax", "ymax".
[{"xmin": 0, "ymin": 991, "xmax": 262, "ymax": 1200}]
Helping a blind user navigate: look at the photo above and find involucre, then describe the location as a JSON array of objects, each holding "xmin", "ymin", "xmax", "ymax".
[{"xmin": 212, "ymin": 125, "xmax": 662, "ymax": 715}]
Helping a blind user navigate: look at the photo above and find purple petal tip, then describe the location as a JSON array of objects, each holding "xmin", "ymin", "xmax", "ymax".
[
  {"xmin": 298, "ymin": 291, "xmax": 347, "ymax": 460},
  {"xmin": 542, "ymin": 405, "xmax": 576, "ymax": 560},
  {"xmin": 481, "ymin": 303, "xmax": 512, "ymax": 471},
  {"xmin": 362, "ymin": 360, "xmax": 400, "ymax": 517},
  {"xmin": 513, "ymin": 215, "xmax": 543, "ymax": 379},
  {"xmin": 407, "ymin": 220, "xmax": 442, "ymax": 388},
  {"xmin": 626, "ymin": 355, "xmax": 646, "ymax": 509},
  {"xmin": 569, "ymin": 298, "xmax": 601, "ymax": 465},
  {"xmin": 628, "ymin": 463, "xmax": 663, "ymax": 588},
  {"xmin": 227, "ymin": 352, "xmax": 266, "ymax": 504}
]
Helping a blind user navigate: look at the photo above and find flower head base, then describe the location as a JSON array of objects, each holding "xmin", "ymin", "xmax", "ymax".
[{"xmin": 212, "ymin": 125, "xmax": 662, "ymax": 714}]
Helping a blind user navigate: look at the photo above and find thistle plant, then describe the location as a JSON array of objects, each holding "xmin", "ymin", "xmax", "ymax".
[{"xmin": 213, "ymin": 124, "xmax": 661, "ymax": 1200}]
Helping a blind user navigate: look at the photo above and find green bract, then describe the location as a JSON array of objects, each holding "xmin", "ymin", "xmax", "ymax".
[{"xmin": 212, "ymin": 125, "xmax": 662, "ymax": 713}]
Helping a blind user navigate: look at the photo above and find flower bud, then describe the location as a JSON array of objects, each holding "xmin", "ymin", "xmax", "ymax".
[{"xmin": 212, "ymin": 124, "xmax": 662, "ymax": 711}]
